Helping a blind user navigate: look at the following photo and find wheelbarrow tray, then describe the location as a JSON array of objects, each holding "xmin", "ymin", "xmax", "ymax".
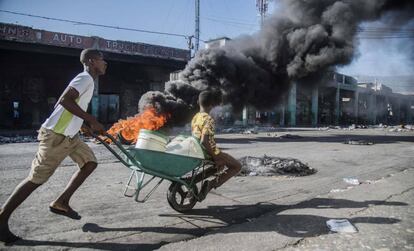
[{"xmin": 124, "ymin": 148, "xmax": 204, "ymax": 178}]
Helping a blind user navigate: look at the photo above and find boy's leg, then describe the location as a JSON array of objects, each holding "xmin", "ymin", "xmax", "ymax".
[
  {"xmin": 0, "ymin": 178, "xmax": 41, "ymax": 243},
  {"xmin": 213, "ymin": 152, "xmax": 242, "ymax": 188},
  {"xmin": 1, "ymin": 128, "xmax": 66, "ymax": 243},
  {"xmin": 50, "ymin": 139, "xmax": 98, "ymax": 213},
  {"xmin": 199, "ymin": 152, "xmax": 241, "ymax": 200},
  {"xmin": 50, "ymin": 161, "xmax": 97, "ymax": 212}
]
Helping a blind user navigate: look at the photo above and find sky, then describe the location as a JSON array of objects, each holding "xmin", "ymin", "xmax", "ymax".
[{"xmin": 0, "ymin": 0, "xmax": 413, "ymax": 92}]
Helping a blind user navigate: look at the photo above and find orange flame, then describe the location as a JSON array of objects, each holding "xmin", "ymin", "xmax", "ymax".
[{"xmin": 106, "ymin": 107, "xmax": 169, "ymax": 144}]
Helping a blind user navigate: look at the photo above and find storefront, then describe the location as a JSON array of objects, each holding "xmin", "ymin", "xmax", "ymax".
[{"xmin": 0, "ymin": 23, "xmax": 190, "ymax": 129}]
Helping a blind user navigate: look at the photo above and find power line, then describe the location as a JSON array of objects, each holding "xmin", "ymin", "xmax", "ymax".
[
  {"xmin": 202, "ymin": 16, "xmax": 259, "ymax": 27},
  {"xmin": 357, "ymin": 26, "xmax": 414, "ymax": 39},
  {"xmin": 357, "ymin": 35, "xmax": 414, "ymax": 39},
  {"xmin": 2, "ymin": 9, "xmax": 412, "ymax": 41},
  {"xmin": 0, "ymin": 9, "xmax": 190, "ymax": 39}
]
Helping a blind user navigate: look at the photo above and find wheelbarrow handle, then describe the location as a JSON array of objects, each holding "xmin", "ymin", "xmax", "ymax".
[{"xmin": 88, "ymin": 130, "xmax": 141, "ymax": 168}]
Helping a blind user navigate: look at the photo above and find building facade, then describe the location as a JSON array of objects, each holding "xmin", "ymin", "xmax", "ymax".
[
  {"xmin": 0, "ymin": 23, "xmax": 190, "ymax": 129},
  {"xmin": 205, "ymin": 38, "xmax": 414, "ymax": 126}
]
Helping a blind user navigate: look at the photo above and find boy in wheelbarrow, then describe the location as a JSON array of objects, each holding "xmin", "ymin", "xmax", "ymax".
[{"xmin": 192, "ymin": 90, "xmax": 242, "ymax": 201}]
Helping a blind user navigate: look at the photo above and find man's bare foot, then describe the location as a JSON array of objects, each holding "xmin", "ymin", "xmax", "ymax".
[{"xmin": 0, "ymin": 224, "xmax": 21, "ymax": 244}]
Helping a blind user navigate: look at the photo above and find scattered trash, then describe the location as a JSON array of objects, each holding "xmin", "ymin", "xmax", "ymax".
[
  {"xmin": 239, "ymin": 155, "xmax": 316, "ymax": 176},
  {"xmin": 374, "ymin": 124, "xmax": 414, "ymax": 132},
  {"xmin": 278, "ymin": 134, "xmax": 302, "ymax": 139},
  {"xmin": 326, "ymin": 219, "xmax": 358, "ymax": 233},
  {"xmin": 0, "ymin": 135, "xmax": 38, "ymax": 144},
  {"xmin": 361, "ymin": 179, "xmax": 380, "ymax": 184},
  {"xmin": 221, "ymin": 127, "xmax": 240, "ymax": 133},
  {"xmin": 343, "ymin": 177, "xmax": 360, "ymax": 185},
  {"xmin": 330, "ymin": 188, "xmax": 351, "ymax": 193},
  {"xmin": 0, "ymin": 134, "xmax": 96, "ymax": 144},
  {"xmin": 343, "ymin": 139, "xmax": 374, "ymax": 145},
  {"xmin": 242, "ymin": 129, "xmax": 258, "ymax": 134}
]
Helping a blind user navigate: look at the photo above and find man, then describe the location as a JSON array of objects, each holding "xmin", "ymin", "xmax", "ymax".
[{"xmin": 0, "ymin": 48, "xmax": 107, "ymax": 243}]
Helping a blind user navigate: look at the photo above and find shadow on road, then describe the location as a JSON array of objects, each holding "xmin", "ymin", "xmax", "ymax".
[
  {"xmin": 8, "ymin": 239, "xmax": 165, "ymax": 251},
  {"xmin": 8, "ymin": 198, "xmax": 405, "ymax": 249}
]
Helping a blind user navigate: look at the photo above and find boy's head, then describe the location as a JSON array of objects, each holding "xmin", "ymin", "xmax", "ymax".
[
  {"xmin": 198, "ymin": 90, "xmax": 222, "ymax": 109},
  {"xmin": 80, "ymin": 48, "xmax": 107, "ymax": 75}
]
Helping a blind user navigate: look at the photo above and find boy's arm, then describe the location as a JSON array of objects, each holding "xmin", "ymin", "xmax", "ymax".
[
  {"xmin": 201, "ymin": 133, "xmax": 216, "ymax": 157},
  {"xmin": 200, "ymin": 133, "xmax": 224, "ymax": 164},
  {"xmin": 60, "ymin": 87, "xmax": 104, "ymax": 134}
]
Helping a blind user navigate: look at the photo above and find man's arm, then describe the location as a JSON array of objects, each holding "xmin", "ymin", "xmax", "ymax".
[{"xmin": 59, "ymin": 87, "xmax": 104, "ymax": 134}]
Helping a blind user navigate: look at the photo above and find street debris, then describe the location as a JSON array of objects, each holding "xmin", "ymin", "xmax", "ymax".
[
  {"xmin": 0, "ymin": 135, "xmax": 38, "ymax": 144},
  {"xmin": 242, "ymin": 129, "xmax": 258, "ymax": 134},
  {"xmin": 326, "ymin": 219, "xmax": 358, "ymax": 233},
  {"xmin": 238, "ymin": 155, "xmax": 316, "ymax": 176},
  {"xmin": 343, "ymin": 139, "xmax": 374, "ymax": 145},
  {"xmin": 0, "ymin": 134, "xmax": 94, "ymax": 144},
  {"xmin": 343, "ymin": 177, "xmax": 360, "ymax": 185},
  {"xmin": 277, "ymin": 134, "xmax": 302, "ymax": 139},
  {"xmin": 330, "ymin": 188, "xmax": 352, "ymax": 193},
  {"xmin": 218, "ymin": 126, "xmax": 279, "ymax": 134}
]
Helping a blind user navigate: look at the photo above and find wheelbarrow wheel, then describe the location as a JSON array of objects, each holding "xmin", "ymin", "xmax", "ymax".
[{"xmin": 167, "ymin": 181, "xmax": 198, "ymax": 213}]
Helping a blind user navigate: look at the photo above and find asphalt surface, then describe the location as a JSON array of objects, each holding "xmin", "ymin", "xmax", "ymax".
[{"xmin": 0, "ymin": 127, "xmax": 413, "ymax": 250}]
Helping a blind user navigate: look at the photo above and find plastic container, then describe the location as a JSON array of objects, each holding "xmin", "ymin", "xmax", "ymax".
[
  {"xmin": 135, "ymin": 129, "xmax": 169, "ymax": 152},
  {"xmin": 165, "ymin": 135, "xmax": 206, "ymax": 159}
]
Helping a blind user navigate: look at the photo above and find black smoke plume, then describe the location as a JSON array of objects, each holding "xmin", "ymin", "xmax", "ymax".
[{"xmin": 140, "ymin": 0, "xmax": 414, "ymax": 126}]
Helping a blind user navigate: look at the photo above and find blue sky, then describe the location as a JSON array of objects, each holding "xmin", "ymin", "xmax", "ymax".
[{"xmin": 0, "ymin": 0, "xmax": 413, "ymax": 83}]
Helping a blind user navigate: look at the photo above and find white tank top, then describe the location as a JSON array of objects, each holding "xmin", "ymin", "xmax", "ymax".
[{"xmin": 42, "ymin": 71, "xmax": 95, "ymax": 137}]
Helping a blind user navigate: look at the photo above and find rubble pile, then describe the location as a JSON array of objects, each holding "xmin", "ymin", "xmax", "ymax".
[
  {"xmin": 219, "ymin": 126, "xmax": 279, "ymax": 134},
  {"xmin": 343, "ymin": 139, "xmax": 374, "ymax": 145},
  {"xmin": 238, "ymin": 155, "xmax": 316, "ymax": 176},
  {"xmin": 373, "ymin": 124, "xmax": 414, "ymax": 132},
  {"xmin": 0, "ymin": 135, "xmax": 38, "ymax": 144},
  {"xmin": 387, "ymin": 125, "xmax": 414, "ymax": 133}
]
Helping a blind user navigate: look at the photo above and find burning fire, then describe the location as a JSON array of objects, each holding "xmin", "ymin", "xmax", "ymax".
[{"xmin": 106, "ymin": 107, "xmax": 169, "ymax": 144}]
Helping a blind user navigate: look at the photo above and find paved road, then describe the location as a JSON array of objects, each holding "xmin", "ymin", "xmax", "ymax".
[{"xmin": 0, "ymin": 128, "xmax": 413, "ymax": 250}]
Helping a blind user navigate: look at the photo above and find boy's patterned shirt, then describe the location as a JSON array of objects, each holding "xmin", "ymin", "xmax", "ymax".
[{"xmin": 191, "ymin": 112, "xmax": 220, "ymax": 155}]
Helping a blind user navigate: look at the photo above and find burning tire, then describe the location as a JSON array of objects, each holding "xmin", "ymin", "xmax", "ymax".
[{"xmin": 167, "ymin": 181, "xmax": 198, "ymax": 213}]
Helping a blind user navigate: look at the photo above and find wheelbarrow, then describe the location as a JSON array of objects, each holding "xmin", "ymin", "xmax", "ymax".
[{"xmin": 93, "ymin": 133, "xmax": 218, "ymax": 213}]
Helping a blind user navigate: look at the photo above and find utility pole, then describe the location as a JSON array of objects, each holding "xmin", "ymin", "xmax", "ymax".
[
  {"xmin": 256, "ymin": 0, "xmax": 268, "ymax": 27},
  {"xmin": 246, "ymin": 0, "xmax": 269, "ymax": 126},
  {"xmin": 194, "ymin": 0, "xmax": 200, "ymax": 53}
]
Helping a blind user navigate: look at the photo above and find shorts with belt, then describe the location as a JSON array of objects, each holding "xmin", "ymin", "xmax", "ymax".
[{"xmin": 28, "ymin": 127, "xmax": 97, "ymax": 184}]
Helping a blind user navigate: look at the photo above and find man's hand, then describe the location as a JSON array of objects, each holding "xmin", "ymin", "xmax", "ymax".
[
  {"xmin": 82, "ymin": 119, "xmax": 105, "ymax": 136},
  {"xmin": 88, "ymin": 119, "xmax": 105, "ymax": 135},
  {"xmin": 80, "ymin": 125, "xmax": 93, "ymax": 137}
]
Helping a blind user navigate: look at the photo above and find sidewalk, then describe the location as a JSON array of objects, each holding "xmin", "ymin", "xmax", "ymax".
[{"xmin": 158, "ymin": 168, "xmax": 414, "ymax": 251}]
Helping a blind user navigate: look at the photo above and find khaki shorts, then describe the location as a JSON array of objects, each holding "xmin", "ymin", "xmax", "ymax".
[{"xmin": 28, "ymin": 127, "xmax": 97, "ymax": 184}]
